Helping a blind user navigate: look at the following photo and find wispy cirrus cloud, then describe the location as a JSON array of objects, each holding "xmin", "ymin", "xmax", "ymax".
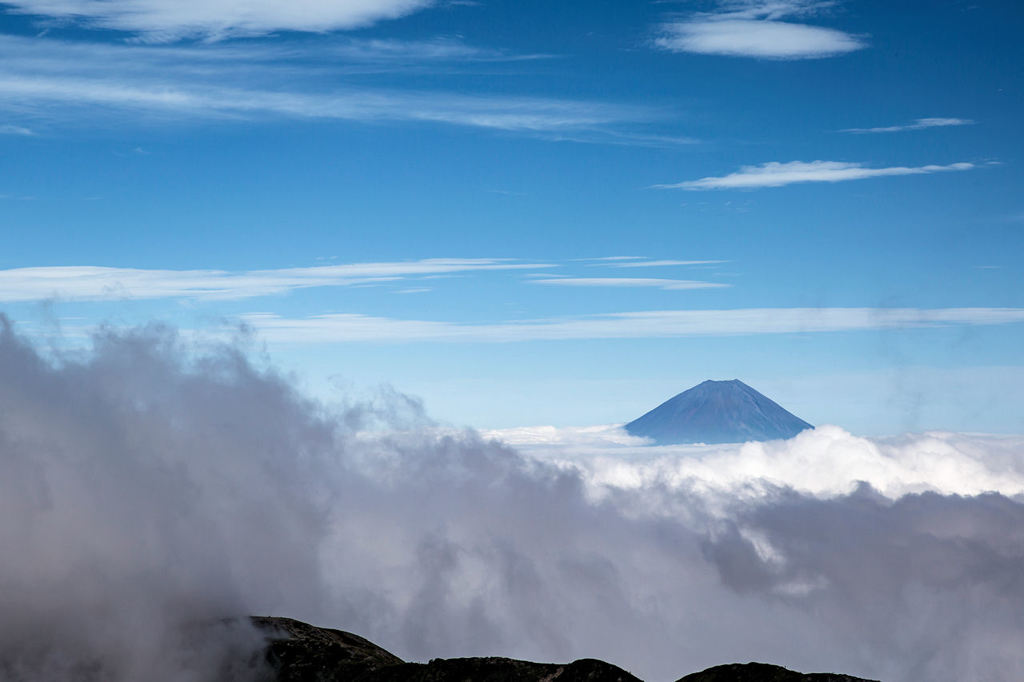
[
  {"xmin": 842, "ymin": 117, "xmax": 975, "ymax": 134},
  {"xmin": 0, "ymin": 75, "xmax": 640, "ymax": 132},
  {"xmin": 0, "ymin": 123, "xmax": 34, "ymax": 135},
  {"xmin": 0, "ymin": 259, "xmax": 553, "ymax": 302},
  {"xmin": 574, "ymin": 256, "xmax": 646, "ymax": 262},
  {"xmin": 654, "ymin": 1, "xmax": 866, "ymax": 59},
  {"xmin": 531, "ymin": 278, "xmax": 728, "ymax": 291},
  {"xmin": 0, "ymin": 34, "xmax": 649, "ymax": 136},
  {"xmin": 605, "ymin": 259, "xmax": 729, "ymax": 268},
  {"xmin": 573, "ymin": 257, "xmax": 727, "ymax": 267},
  {"xmin": 1, "ymin": 0, "xmax": 437, "ymax": 41},
  {"xmin": 236, "ymin": 307, "xmax": 1024, "ymax": 344},
  {"xmin": 320, "ymin": 38, "xmax": 552, "ymax": 64},
  {"xmin": 657, "ymin": 160, "xmax": 976, "ymax": 190}
]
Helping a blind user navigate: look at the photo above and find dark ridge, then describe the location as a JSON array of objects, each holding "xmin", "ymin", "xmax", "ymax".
[
  {"xmin": 367, "ymin": 657, "xmax": 643, "ymax": 682},
  {"xmin": 625, "ymin": 379, "xmax": 813, "ymax": 445},
  {"xmin": 253, "ymin": 616, "xmax": 404, "ymax": 680},
  {"xmin": 253, "ymin": 617, "xmax": 639, "ymax": 682},
  {"xmin": 252, "ymin": 617, "xmax": 875, "ymax": 682},
  {"xmin": 676, "ymin": 662, "xmax": 879, "ymax": 682}
]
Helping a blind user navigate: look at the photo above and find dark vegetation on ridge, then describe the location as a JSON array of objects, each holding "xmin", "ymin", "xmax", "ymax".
[
  {"xmin": 252, "ymin": 617, "xmax": 878, "ymax": 682},
  {"xmin": 676, "ymin": 662, "xmax": 878, "ymax": 682},
  {"xmin": 625, "ymin": 380, "xmax": 813, "ymax": 445}
]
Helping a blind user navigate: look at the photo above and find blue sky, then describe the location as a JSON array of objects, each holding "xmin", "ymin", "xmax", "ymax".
[{"xmin": 1, "ymin": 0, "xmax": 1022, "ymax": 434}]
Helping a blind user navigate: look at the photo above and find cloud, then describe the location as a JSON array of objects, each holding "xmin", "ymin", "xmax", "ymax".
[
  {"xmin": 0, "ymin": 259, "xmax": 552, "ymax": 302},
  {"xmin": 530, "ymin": 277, "xmax": 729, "ymax": 291},
  {"xmin": 0, "ymin": 321, "xmax": 331, "ymax": 680},
  {"xmin": 0, "ymin": 123, "xmax": 34, "ymax": 135},
  {"xmin": 574, "ymin": 256, "xmax": 646, "ymax": 262},
  {"xmin": 234, "ymin": 307, "xmax": 1024, "ymax": 344},
  {"xmin": 842, "ymin": 117, "xmax": 975, "ymax": 134},
  {"xmin": 654, "ymin": 1, "xmax": 865, "ymax": 59},
  {"xmin": 494, "ymin": 424, "xmax": 1024, "ymax": 500},
  {"xmin": 4, "ymin": 321, "xmax": 1024, "ymax": 682},
  {"xmin": 606, "ymin": 259, "xmax": 729, "ymax": 268},
  {"xmin": 571, "ymin": 258, "xmax": 729, "ymax": 267},
  {"xmin": 0, "ymin": 75, "xmax": 634, "ymax": 133},
  {"xmin": 2, "ymin": 0, "xmax": 436, "ymax": 41},
  {"xmin": 322, "ymin": 38, "xmax": 552, "ymax": 64},
  {"xmin": 656, "ymin": 19, "xmax": 864, "ymax": 59},
  {"xmin": 658, "ymin": 160, "xmax": 976, "ymax": 190},
  {"xmin": 0, "ymin": 34, "xmax": 646, "ymax": 135}
]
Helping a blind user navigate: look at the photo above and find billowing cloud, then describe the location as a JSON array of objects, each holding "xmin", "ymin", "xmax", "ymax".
[
  {"xmin": 842, "ymin": 117, "xmax": 975, "ymax": 134},
  {"xmin": 2, "ymin": 320, "xmax": 1024, "ymax": 682},
  {"xmin": 658, "ymin": 160, "xmax": 975, "ymax": 190},
  {"xmin": 491, "ymin": 423, "xmax": 1024, "ymax": 501},
  {"xmin": 654, "ymin": 1, "xmax": 865, "ymax": 59},
  {"xmin": 0, "ymin": 259, "xmax": 552, "ymax": 302},
  {"xmin": 1, "ymin": 0, "xmax": 435, "ymax": 41},
  {"xmin": 236, "ymin": 307, "xmax": 1024, "ymax": 343}
]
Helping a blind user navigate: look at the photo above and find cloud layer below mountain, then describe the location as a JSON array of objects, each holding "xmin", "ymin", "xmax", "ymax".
[{"xmin": 2, "ymin": 320, "xmax": 1023, "ymax": 682}]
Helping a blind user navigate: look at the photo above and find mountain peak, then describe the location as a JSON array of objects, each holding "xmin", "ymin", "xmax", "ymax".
[{"xmin": 625, "ymin": 380, "xmax": 812, "ymax": 445}]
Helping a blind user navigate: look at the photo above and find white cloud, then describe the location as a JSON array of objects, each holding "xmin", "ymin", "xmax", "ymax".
[
  {"xmin": 0, "ymin": 75, "xmax": 633, "ymax": 133},
  {"xmin": 235, "ymin": 307, "xmax": 1024, "ymax": 344},
  {"xmin": 574, "ymin": 258, "xmax": 728, "ymax": 267},
  {"xmin": 322, "ymin": 38, "xmax": 551, "ymax": 64},
  {"xmin": 3, "ymin": 0, "xmax": 436, "ymax": 41},
  {"xmin": 574, "ymin": 256, "xmax": 646, "ymax": 262},
  {"xmin": 656, "ymin": 19, "xmax": 864, "ymax": 59},
  {"xmin": 654, "ymin": 1, "xmax": 865, "ymax": 59},
  {"xmin": 494, "ymin": 424, "xmax": 1024, "ymax": 501},
  {"xmin": 659, "ymin": 160, "xmax": 976, "ymax": 190},
  {"xmin": 607, "ymin": 259, "xmax": 729, "ymax": 268},
  {"xmin": 0, "ymin": 35, "xmax": 645, "ymax": 134},
  {"xmin": 842, "ymin": 117, "xmax": 975, "ymax": 134},
  {"xmin": 0, "ymin": 259, "xmax": 553, "ymax": 302},
  {"xmin": 530, "ymin": 277, "xmax": 729, "ymax": 291},
  {"xmin": 482, "ymin": 424, "xmax": 650, "ymax": 449}
]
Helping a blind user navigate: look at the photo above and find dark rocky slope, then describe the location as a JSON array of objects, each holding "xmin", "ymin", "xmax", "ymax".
[{"xmin": 252, "ymin": 617, "xmax": 878, "ymax": 682}]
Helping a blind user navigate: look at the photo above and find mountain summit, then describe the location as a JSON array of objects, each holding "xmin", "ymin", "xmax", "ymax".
[{"xmin": 625, "ymin": 380, "xmax": 813, "ymax": 445}]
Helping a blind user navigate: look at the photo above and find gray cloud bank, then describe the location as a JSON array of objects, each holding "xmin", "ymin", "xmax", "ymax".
[{"xmin": 2, "ymin": 318, "xmax": 1024, "ymax": 681}]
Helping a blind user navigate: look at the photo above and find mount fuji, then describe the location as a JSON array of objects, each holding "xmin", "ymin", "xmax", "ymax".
[{"xmin": 625, "ymin": 380, "xmax": 813, "ymax": 445}]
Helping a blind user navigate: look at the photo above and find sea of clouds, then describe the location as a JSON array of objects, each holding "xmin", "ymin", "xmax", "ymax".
[{"xmin": 2, "ymin": 318, "xmax": 1024, "ymax": 682}]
